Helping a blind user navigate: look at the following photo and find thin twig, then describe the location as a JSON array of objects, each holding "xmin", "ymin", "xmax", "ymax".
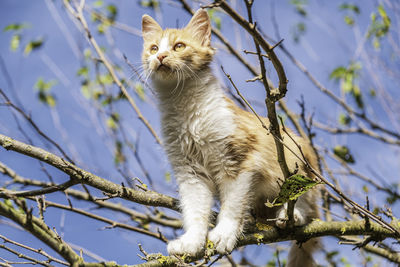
[
  {"xmin": 63, "ymin": 0, "xmax": 162, "ymax": 145},
  {"xmin": 0, "ymin": 234, "xmax": 69, "ymax": 266}
]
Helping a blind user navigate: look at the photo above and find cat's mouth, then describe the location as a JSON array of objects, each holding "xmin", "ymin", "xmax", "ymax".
[{"xmin": 157, "ymin": 64, "xmax": 171, "ymax": 71}]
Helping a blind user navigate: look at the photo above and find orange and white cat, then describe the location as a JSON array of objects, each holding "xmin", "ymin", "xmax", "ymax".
[{"xmin": 141, "ymin": 9, "xmax": 320, "ymax": 267}]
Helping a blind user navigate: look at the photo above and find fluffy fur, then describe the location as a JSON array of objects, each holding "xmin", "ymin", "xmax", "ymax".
[{"xmin": 141, "ymin": 9, "xmax": 320, "ymax": 266}]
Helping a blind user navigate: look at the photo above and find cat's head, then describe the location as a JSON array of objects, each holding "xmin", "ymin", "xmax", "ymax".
[{"xmin": 141, "ymin": 9, "xmax": 215, "ymax": 83}]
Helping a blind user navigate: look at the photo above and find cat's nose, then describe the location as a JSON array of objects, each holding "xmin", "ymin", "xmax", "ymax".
[{"xmin": 157, "ymin": 54, "xmax": 167, "ymax": 63}]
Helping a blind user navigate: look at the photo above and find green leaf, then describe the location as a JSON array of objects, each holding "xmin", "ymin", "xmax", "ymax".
[
  {"xmin": 373, "ymin": 38, "xmax": 380, "ymax": 49},
  {"xmin": 114, "ymin": 140, "xmax": 125, "ymax": 164},
  {"xmin": 292, "ymin": 22, "xmax": 307, "ymax": 43},
  {"xmin": 290, "ymin": 0, "xmax": 308, "ymax": 17},
  {"xmin": 378, "ymin": 4, "xmax": 391, "ymax": 29},
  {"xmin": 24, "ymin": 38, "xmax": 44, "ymax": 55},
  {"xmin": 339, "ymin": 4, "xmax": 360, "ymax": 14},
  {"xmin": 140, "ymin": 0, "xmax": 159, "ymax": 8},
  {"xmin": 342, "ymin": 76, "xmax": 353, "ymax": 93},
  {"xmin": 106, "ymin": 113, "xmax": 120, "ymax": 130},
  {"xmin": 97, "ymin": 22, "xmax": 108, "ymax": 34},
  {"xmin": 331, "ymin": 62, "xmax": 363, "ymax": 109},
  {"xmin": 77, "ymin": 66, "xmax": 89, "ymax": 78},
  {"xmin": 38, "ymin": 92, "xmax": 56, "ymax": 107},
  {"xmin": 338, "ymin": 113, "xmax": 351, "ymax": 125},
  {"xmin": 135, "ymin": 82, "xmax": 145, "ymax": 101},
  {"xmin": 207, "ymin": 9, "xmax": 222, "ymax": 30},
  {"xmin": 84, "ymin": 48, "xmax": 92, "ymax": 59},
  {"xmin": 98, "ymin": 73, "xmax": 113, "ymax": 85},
  {"xmin": 34, "ymin": 78, "xmax": 57, "ymax": 92},
  {"xmin": 10, "ymin": 34, "xmax": 21, "ymax": 51},
  {"xmin": 81, "ymin": 84, "xmax": 91, "ymax": 99},
  {"xmin": 367, "ymin": 4, "xmax": 391, "ymax": 50},
  {"xmin": 91, "ymin": 12, "xmax": 101, "ymax": 22},
  {"xmin": 348, "ymin": 61, "xmax": 362, "ymax": 72},
  {"xmin": 329, "ymin": 66, "xmax": 346, "ymax": 81},
  {"xmin": 340, "ymin": 3, "xmax": 359, "ymax": 27},
  {"xmin": 106, "ymin": 4, "xmax": 118, "ymax": 21},
  {"xmin": 35, "ymin": 78, "xmax": 57, "ymax": 107},
  {"xmin": 352, "ymin": 85, "xmax": 364, "ymax": 109},
  {"xmin": 344, "ymin": 15, "xmax": 354, "ymax": 26},
  {"xmin": 106, "ymin": 117, "xmax": 117, "ymax": 130},
  {"xmin": 369, "ymin": 88, "xmax": 376, "ymax": 97},
  {"xmin": 93, "ymin": 90, "xmax": 103, "ymax": 100},
  {"xmin": 101, "ymin": 96, "xmax": 112, "ymax": 106},
  {"xmin": 266, "ymin": 174, "xmax": 321, "ymax": 207},
  {"xmin": 93, "ymin": 0, "xmax": 104, "ymax": 8},
  {"xmin": 165, "ymin": 172, "xmax": 171, "ymax": 182},
  {"xmin": 333, "ymin": 145, "xmax": 355, "ymax": 164},
  {"xmin": 214, "ymin": 17, "xmax": 222, "ymax": 30},
  {"xmin": 116, "ymin": 91, "xmax": 127, "ymax": 101},
  {"xmin": 45, "ymin": 94, "xmax": 56, "ymax": 107},
  {"xmin": 340, "ymin": 257, "xmax": 353, "ymax": 267},
  {"xmin": 3, "ymin": 23, "xmax": 30, "ymax": 32}
]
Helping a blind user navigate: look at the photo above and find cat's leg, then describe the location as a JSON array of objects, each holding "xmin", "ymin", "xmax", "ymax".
[
  {"xmin": 275, "ymin": 202, "xmax": 306, "ymax": 228},
  {"xmin": 275, "ymin": 192, "xmax": 316, "ymax": 228},
  {"xmin": 208, "ymin": 171, "xmax": 253, "ymax": 254},
  {"xmin": 167, "ymin": 176, "xmax": 214, "ymax": 256},
  {"xmin": 276, "ymin": 193, "xmax": 320, "ymax": 267}
]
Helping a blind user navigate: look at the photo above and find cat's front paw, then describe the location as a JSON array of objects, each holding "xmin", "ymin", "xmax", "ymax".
[
  {"xmin": 167, "ymin": 233, "xmax": 205, "ymax": 256},
  {"xmin": 276, "ymin": 206, "xmax": 306, "ymax": 229},
  {"xmin": 207, "ymin": 226, "xmax": 238, "ymax": 254}
]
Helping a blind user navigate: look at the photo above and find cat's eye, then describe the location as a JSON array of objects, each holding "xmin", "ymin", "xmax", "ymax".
[
  {"xmin": 174, "ymin": 43, "xmax": 186, "ymax": 52},
  {"xmin": 150, "ymin": 45, "xmax": 158, "ymax": 55}
]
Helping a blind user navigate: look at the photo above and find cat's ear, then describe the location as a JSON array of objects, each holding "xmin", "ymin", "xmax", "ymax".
[
  {"xmin": 142, "ymin": 15, "xmax": 162, "ymax": 42},
  {"xmin": 185, "ymin": 9, "xmax": 211, "ymax": 46}
]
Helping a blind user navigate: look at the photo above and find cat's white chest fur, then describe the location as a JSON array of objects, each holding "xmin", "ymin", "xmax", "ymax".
[{"xmin": 157, "ymin": 76, "xmax": 235, "ymax": 182}]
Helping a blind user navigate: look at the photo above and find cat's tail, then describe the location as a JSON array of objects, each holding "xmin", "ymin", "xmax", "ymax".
[{"xmin": 287, "ymin": 238, "xmax": 320, "ymax": 267}]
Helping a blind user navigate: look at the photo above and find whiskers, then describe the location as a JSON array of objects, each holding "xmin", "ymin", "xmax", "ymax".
[
  {"xmin": 169, "ymin": 62, "xmax": 201, "ymax": 98},
  {"xmin": 123, "ymin": 54, "xmax": 155, "ymax": 95},
  {"xmin": 170, "ymin": 67, "xmax": 182, "ymax": 96},
  {"xmin": 181, "ymin": 62, "xmax": 201, "ymax": 85},
  {"xmin": 124, "ymin": 55, "xmax": 202, "ymax": 100}
]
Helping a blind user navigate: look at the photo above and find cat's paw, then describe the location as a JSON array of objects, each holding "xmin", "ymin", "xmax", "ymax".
[
  {"xmin": 276, "ymin": 206, "xmax": 306, "ymax": 229},
  {"xmin": 167, "ymin": 233, "xmax": 205, "ymax": 256},
  {"xmin": 207, "ymin": 225, "xmax": 238, "ymax": 254}
]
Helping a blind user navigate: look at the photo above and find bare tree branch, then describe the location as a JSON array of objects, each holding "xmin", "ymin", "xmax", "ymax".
[{"xmin": 0, "ymin": 134, "xmax": 179, "ymax": 211}]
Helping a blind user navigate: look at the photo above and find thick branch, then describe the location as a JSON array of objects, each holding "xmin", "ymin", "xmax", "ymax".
[
  {"xmin": 0, "ymin": 161, "xmax": 182, "ymax": 228},
  {"xmin": 0, "ymin": 134, "xmax": 179, "ymax": 211},
  {"xmin": 244, "ymin": 0, "xmax": 293, "ymax": 225},
  {"xmin": 0, "ymin": 201, "xmax": 81, "ymax": 264},
  {"xmin": 130, "ymin": 220, "xmax": 400, "ymax": 267}
]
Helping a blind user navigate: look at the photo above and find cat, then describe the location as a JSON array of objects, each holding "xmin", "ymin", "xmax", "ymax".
[{"xmin": 141, "ymin": 9, "xmax": 320, "ymax": 267}]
